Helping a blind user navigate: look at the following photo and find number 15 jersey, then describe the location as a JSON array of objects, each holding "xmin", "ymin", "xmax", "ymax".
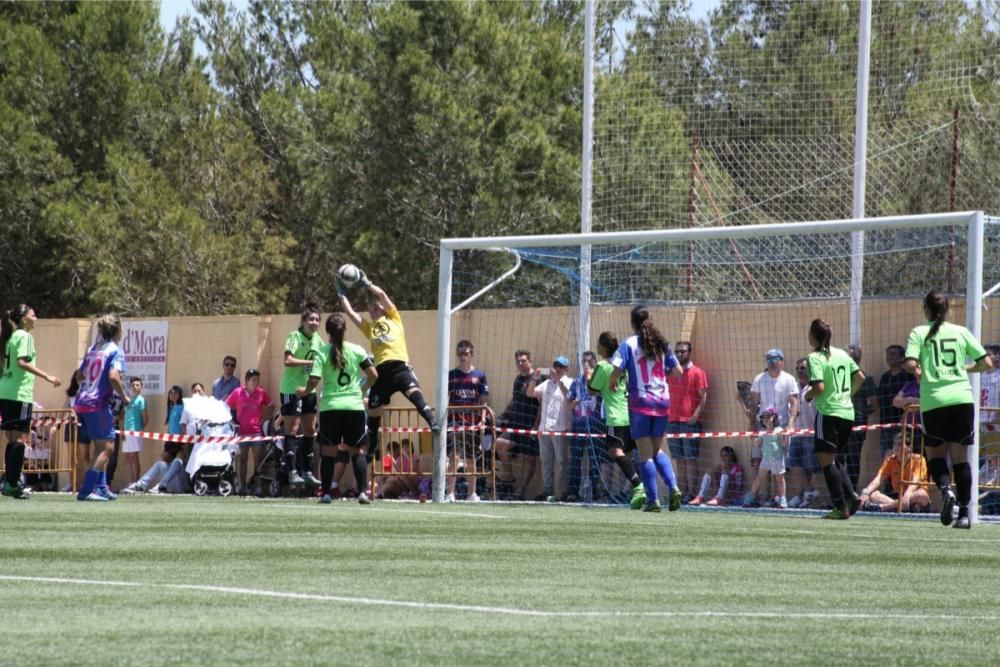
[{"xmin": 906, "ymin": 321, "xmax": 987, "ymax": 412}]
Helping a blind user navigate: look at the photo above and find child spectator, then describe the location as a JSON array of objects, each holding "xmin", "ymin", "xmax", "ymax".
[
  {"xmin": 226, "ymin": 369, "xmax": 274, "ymax": 496},
  {"xmin": 165, "ymin": 385, "xmax": 185, "ymax": 436},
  {"xmin": 744, "ymin": 408, "xmax": 787, "ymax": 508},
  {"xmin": 859, "ymin": 433, "xmax": 931, "ymax": 512},
  {"xmin": 121, "ymin": 377, "xmax": 147, "ymax": 486},
  {"xmin": 689, "ymin": 445, "xmax": 744, "ymax": 506}
]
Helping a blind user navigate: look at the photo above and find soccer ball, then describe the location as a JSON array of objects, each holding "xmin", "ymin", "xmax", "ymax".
[{"xmin": 337, "ymin": 264, "xmax": 361, "ymax": 288}]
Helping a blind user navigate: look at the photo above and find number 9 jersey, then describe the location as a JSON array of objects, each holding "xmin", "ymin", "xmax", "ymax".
[{"xmin": 905, "ymin": 321, "xmax": 987, "ymax": 412}]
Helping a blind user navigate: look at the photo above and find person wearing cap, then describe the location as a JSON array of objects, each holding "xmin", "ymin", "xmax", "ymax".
[
  {"xmin": 226, "ymin": 368, "xmax": 274, "ymax": 496},
  {"xmin": 527, "ymin": 355, "xmax": 574, "ymax": 501}
]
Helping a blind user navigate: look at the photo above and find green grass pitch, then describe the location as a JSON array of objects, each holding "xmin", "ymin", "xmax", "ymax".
[{"xmin": 2, "ymin": 496, "xmax": 999, "ymax": 666}]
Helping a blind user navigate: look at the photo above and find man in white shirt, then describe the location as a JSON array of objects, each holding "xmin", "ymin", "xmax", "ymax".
[{"xmin": 527, "ymin": 356, "xmax": 573, "ymax": 501}]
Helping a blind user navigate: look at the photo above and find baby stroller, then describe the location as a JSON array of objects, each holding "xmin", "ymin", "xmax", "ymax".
[
  {"xmin": 249, "ymin": 414, "xmax": 290, "ymax": 498},
  {"xmin": 183, "ymin": 395, "xmax": 239, "ymax": 497}
]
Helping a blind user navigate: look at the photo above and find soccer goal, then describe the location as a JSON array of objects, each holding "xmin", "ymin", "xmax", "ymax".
[{"xmin": 433, "ymin": 211, "xmax": 1000, "ymax": 520}]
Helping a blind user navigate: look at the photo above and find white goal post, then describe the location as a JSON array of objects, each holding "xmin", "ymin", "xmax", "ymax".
[{"xmin": 434, "ymin": 211, "xmax": 990, "ymax": 519}]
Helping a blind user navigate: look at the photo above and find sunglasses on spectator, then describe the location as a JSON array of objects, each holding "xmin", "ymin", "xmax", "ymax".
[{"xmin": 796, "ymin": 366, "xmax": 808, "ymax": 371}]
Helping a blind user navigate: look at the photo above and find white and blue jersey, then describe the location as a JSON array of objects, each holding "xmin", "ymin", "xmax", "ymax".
[
  {"xmin": 611, "ymin": 335, "xmax": 678, "ymax": 417},
  {"xmin": 74, "ymin": 341, "xmax": 125, "ymax": 413}
]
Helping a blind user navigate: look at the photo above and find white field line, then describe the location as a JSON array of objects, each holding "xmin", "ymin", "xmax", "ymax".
[
  {"xmin": 0, "ymin": 575, "xmax": 997, "ymax": 621},
  {"xmin": 258, "ymin": 503, "xmax": 509, "ymax": 520}
]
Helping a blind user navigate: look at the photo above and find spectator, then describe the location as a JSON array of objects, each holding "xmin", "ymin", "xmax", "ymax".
[
  {"xmin": 566, "ymin": 351, "xmax": 604, "ymax": 503},
  {"xmin": 124, "ymin": 383, "xmax": 204, "ymax": 494},
  {"xmin": 891, "ymin": 369, "xmax": 923, "ymax": 451},
  {"xmin": 609, "ymin": 306, "xmax": 684, "ymax": 512},
  {"xmin": 978, "ymin": 455, "xmax": 1000, "ymax": 516},
  {"xmin": 666, "ymin": 340, "xmax": 709, "ymax": 502},
  {"xmin": 446, "ymin": 340, "xmax": 489, "ymax": 502},
  {"xmin": 494, "ymin": 350, "xmax": 540, "ymax": 501},
  {"xmin": 690, "ymin": 445, "xmax": 744, "ymax": 506},
  {"xmin": 744, "ymin": 348, "xmax": 798, "ymax": 487},
  {"xmin": 211, "ymin": 356, "xmax": 240, "ymax": 401},
  {"xmin": 877, "ymin": 345, "xmax": 914, "ymax": 457},
  {"xmin": 528, "ymin": 355, "xmax": 574, "ymax": 501},
  {"xmin": 589, "ymin": 331, "xmax": 647, "ymax": 509},
  {"xmin": 787, "ymin": 358, "xmax": 821, "ymax": 508},
  {"xmin": 842, "ymin": 345, "xmax": 878, "ymax": 488},
  {"xmin": 859, "ymin": 433, "xmax": 930, "ymax": 512},
  {"xmin": 227, "ymin": 368, "xmax": 274, "ymax": 496},
  {"xmin": 380, "ymin": 439, "xmax": 424, "ymax": 499},
  {"xmin": 743, "ymin": 408, "xmax": 787, "ymax": 508},
  {"xmin": 979, "ymin": 344, "xmax": 1000, "ymax": 427},
  {"xmin": 903, "ymin": 289, "xmax": 992, "ymax": 529},
  {"xmin": 121, "ymin": 377, "xmax": 147, "ymax": 486},
  {"xmin": 165, "ymin": 385, "xmax": 185, "ymax": 436}
]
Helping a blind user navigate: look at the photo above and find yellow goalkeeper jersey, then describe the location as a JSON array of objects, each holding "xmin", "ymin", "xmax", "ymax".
[{"xmin": 361, "ymin": 306, "xmax": 409, "ymax": 366}]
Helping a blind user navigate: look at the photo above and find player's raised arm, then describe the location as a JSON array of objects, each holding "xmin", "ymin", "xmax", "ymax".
[
  {"xmin": 336, "ymin": 276, "xmax": 364, "ymax": 329},
  {"xmin": 364, "ymin": 281, "xmax": 395, "ymax": 314}
]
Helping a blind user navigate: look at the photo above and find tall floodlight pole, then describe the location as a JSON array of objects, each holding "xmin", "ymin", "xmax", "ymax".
[
  {"xmin": 849, "ymin": 0, "xmax": 872, "ymax": 347},
  {"xmin": 578, "ymin": 0, "xmax": 595, "ymax": 362}
]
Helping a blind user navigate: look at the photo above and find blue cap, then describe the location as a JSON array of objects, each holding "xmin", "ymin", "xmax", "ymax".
[
  {"xmin": 553, "ymin": 355, "xmax": 570, "ymax": 368},
  {"xmin": 765, "ymin": 348, "xmax": 784, "ymax": 361}
]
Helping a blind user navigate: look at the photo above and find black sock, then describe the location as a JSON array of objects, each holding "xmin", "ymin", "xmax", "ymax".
[
  {"xmin": 300, "ymin": 437, "xmax": 315, "ymax": 475},
  {"xmin": 320, "ymin": 455, "xmax": 335, "ymax": 491},
  {"xmin": 928, "ymin": 457, "xmax": 951, "ymax": 491},
  {"xmin": 822, "ymin": 464, "xmax": 845, "ymax": 510},
  {"xmin": 614, "ymin": 455, "xmax": 640, "ymax": 486},
  {"xmin": 406, "ymin": 389, "xmax": 437, "ymax": 427},
  {"xmin": 351, "ymin": 453, "xmax": 368, "ymax": 493},
  {"xmin": 3, "ymin": 442, "xmax": 11, "ymax": 479},
  {"xmin": 838, "ymin": 461, "xmax": 856, "ymax": 500},
  {"xmin": 5, "ymin": 441, "xmax": 25, "ymax": 485},
  {"xmin": 284, "ymin": 437, "xmax": 299, "ymax": 475},
  {"xmin": 367, "ymin": 416, "xmax": 381, "ymax": 453},
  {"xmin": 953, "ymin": 462, "xmax": 972, "ymax": 511}
]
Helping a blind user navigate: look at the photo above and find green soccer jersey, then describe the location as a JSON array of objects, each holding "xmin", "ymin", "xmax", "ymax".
[
  {"xmin": 589, "ymin": 359, "xmax": 628, "ymax": 427},
  {"xmin": 310, "ymin": 341, "xmax": 371, "ymax": 412},
  {"xmin": 905, "ymin": 321, "xmax": 986, "ymax": 412},
  {"xmin": 279, "ymin": 328, "xmax": 324, "ymax": 394},
  {"xmin": 807, "ymin": 346, "xmax": 858, "ymax": 421},
  {"xmin": 0, "ymin": 329, "xmax": 36, "ymax": 403}
]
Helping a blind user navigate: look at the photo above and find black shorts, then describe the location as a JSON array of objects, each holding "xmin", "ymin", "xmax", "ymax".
[
  {"xmin": 447, "ymin": 429, "xmax": 481, "ymax": 458},
  {"xmin": 605, "ymin": 424, "xmax": 636, "ymax": 453},
  {"xmin": 369, "ymin": 360, "xmax": 419, "ymax": 410},
  {"xmin": 280, "ymin": 392, "xmax": 318, "ymax": 417},
  {"xmin": 317, "ymin": 410, "xmax": 367, "ymax": 448},
  {"xmin": 922, "ymin": 404, "xmax": 975, "ymax": 447},
  {"xmin": 164, "ymin": 442, "xmax": 184, "ymax": 458},
  {"xmin": 814, "ymin": 413, "xmax": 853, "ymax": 453},
  {"xmin": 0, "ymin": 399, "xmax": 32, "ymax": 432}
]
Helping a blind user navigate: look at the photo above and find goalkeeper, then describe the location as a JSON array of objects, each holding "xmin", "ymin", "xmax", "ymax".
[{"xmin": 337, "ymin": 268, "xmax": 440, "ymax": 456}]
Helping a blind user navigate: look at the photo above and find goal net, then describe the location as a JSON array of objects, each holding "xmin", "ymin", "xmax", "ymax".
[{"xmin": 435, "ymin": 212, "xmax": 1000, "ymax": 522}]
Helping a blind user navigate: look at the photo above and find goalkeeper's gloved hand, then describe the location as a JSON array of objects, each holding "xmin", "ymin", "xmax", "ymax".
[
  {"xmin": 357, "ymin": 269, "xmax": 372, "ymax": 289},
  {"xmin": 335, "ymin": 275, "xmax": 349, "ymax": 297}
]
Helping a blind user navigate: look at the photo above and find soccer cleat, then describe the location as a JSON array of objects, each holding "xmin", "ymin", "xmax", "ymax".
[
  {"xmin": 705, "ymin": 496, "xmax": 723, "ymax": 507},
  {"xmin": 845, "ymin": 494, "xmax": 860, "ymax": 516},
  {"xmin": 1, "ymin": 482, "xmax": 31, "ymax": 500},
  {"xmin": 97, "ymin": 487, "xmax": 118, "ymax": 501},
  {"xmin": 318, "ymin": 494, "xmax": 332, "ymax": 504},
  {"xmin": 668, "ymin": 488, "xmax": 683, "ymax": 512},
  {"xmin": 787, "ymin": 495, "xmax": 802, "ymax": 509},
  {"xmin": 81, "ymin": 492, "xmax": 109, "ymax": 502},
  {"xmin": 953, "ymin": 515, "xmax": 971, "ymax": 530},
  {"xmin": 468, "ymin": 493, "xmax": 481, "ymax": 502},
  {"xmin": 688, "ymin": 495, "xmax": 704, "ymax": 506},
  {"xmin": 940, "ymin": 488, "xmax": 957, "ymax": 526},
  {"xmin": 629, "ymin": 484, "xmax": 646, "ymax": 510},
  {"xmin": 329, "ymin": 487, "xmax": 341, "ymax": 500},
  {"xmin": 821, "ymin": 507, "xmax": 849, "ymax": 520},
  {"xmin": 642, "ymin": 499, "xmax": 662, "ymax": 512},
  {"xmin": 358, "ymin": 492, "xmax": 371, "ymax": 505},
  {"xmin": 287, "ymin": 471, "xmax": 305, "ymax": 486}
]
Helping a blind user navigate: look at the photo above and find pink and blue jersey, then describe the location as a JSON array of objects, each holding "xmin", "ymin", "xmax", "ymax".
[
  {"xmin": 611, "ymin": 335, "xmax": 678, "ymax": 417},
  {"xmin": 74, "ymin": 341, "xmax": 125, "ymax": 413}
]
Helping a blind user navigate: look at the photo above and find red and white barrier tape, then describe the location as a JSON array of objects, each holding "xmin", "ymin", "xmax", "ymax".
[{"xmin": 117, "ymin": 430, "xmax": 276, "ymax": 445}]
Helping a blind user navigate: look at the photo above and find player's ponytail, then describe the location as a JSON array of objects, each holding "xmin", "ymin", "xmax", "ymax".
[
  {"xmin": 809, "ymin": 319, "xmax": 832, "ymax": 358},
  {"xmin": 325, "ymin": 313, "xmax": 347, "ymax": 370},
  {"xmin": 0, "ymin": 305, "xmax": 31, "ymax": 367},
  {"xmin": 630, "ymin": 305, "xmax": 668, "ymax": 360},
  {"xmin": 923, "ymin": 289, "xmax": 948, "ymax": 341}
]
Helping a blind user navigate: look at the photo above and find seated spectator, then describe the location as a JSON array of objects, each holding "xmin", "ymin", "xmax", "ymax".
[
  {"xmin": 122, "ymin": 383, "xmax": 202, "ymax": 495},
  {"xmin": 978, "ymin": 455, "xmax": 1000, "ymax": 516},
  {"xmin": 380, "ymin": 439, "xmax": 423, "ymax": 499},
  {"xmin": 859, "ymin": 433, "xmax": 931, "ymax": 512},
  {"xmin": 689, "ymin": 446, "xmax": 744, "ymax": 507},
  {"xmin": 891, "ymin": 370, "xmax": 923, "ymax": 451}
]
